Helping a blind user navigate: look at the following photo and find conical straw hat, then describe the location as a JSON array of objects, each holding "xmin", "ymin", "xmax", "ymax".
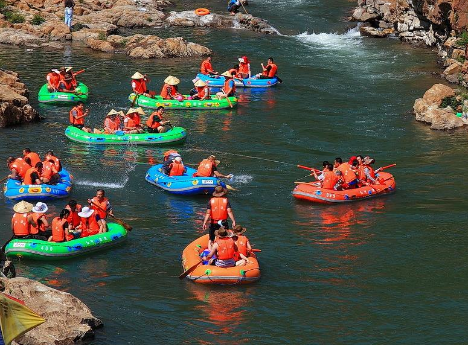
[
  {"xmin": 131, "ymin": 72, "xmax": 144, "ymax": 79},
  {"xmin": 13, "ymin": 201, "xmax": 33, "ymax": 214},
  {"xmin": 164, "ymin": 76, "xmax": 180, "ymax": 86},
  {"xmin": 107, "ymin": 109, "xmax": 118, "ymax": 116},
  {"xmin": 194, "ymin": 79, "xmax": 207, "ymax": 87},
  {"xmin": 135, "ymin": 107, "xmax": 146, "ymax": 115}
]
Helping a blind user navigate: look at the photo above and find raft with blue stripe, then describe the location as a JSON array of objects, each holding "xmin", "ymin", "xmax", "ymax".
[
  {"xmin": 3, "ymin": 169, "xmax": 73, "ymax": 201},
  {"xmin": 145, "ymin": 164, "xmax": 225, "ymax": 195},
  {"xmin": 196, "ymin": 73, "xmax": 279, "ymax": 88}
]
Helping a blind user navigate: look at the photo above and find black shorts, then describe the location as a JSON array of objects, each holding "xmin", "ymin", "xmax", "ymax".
[
  {"xmin": 209, "ymin": 220, "xmax": 228, "ymax": 241},
  {"xmin": 73, "ymin": 124, "xmax": 84, "ymax": 129}
]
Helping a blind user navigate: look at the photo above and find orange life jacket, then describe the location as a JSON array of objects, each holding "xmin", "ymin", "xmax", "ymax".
[
  {"xmin": 338, "ymin": 162, "xmax": 357, "ymax": 184},
  {"xmin": 195, "ymin": 159, "xmax": 214, "ymax": 177},
  {"xmin": 160, "ymin": 84, "xmax": 176, "ymax": 99},
  {"xmin": 12, "ymin": 213, "xmax": 30, "ymax": 236},
  {"xmin": 239, "ymin": 63, "xmax": 249, "ymax": 74},
  {"xmin": 223, "ymin": 78, "xmax": 236, "ymax": 96},
  {"xmin": 9, "ymin": 158, "xmax": 30, "ymax": 179},
  {"xmin": 23, "ymin": 167, "xmax": 38, "ymax": 185},
  {"xmin": 104, "ymin": 117, "xmax": 120, "ymax": 133},
  {"xmin": 358, "ymin": 165, "xmax": 375, "ymax": 182},
  {"xmin": 51, "ymin": 217, "xmax": 67, "ymax": 242},
  {"xmin": 169, "ymin": 161, "xmax": 185, "ymax": 176},
  {"xmin": 217, "ymin": 237, "xmax": 235, "ymax": 260},
  {"xmin": 322, "ymin": 171, "xmax": 339, "ymax": 190},
  {"xmin": 80, "ymin": 215, "xmax": 100, "ymax": 237},
  {"xmin": 46, "ymin": 155, "xmax": 61, "ymax": 172},
  {"xmin": 30, "ymin": 213, "xmax": 46, "ymax": 235},
  {"xmin": 132, "ymin": 79, "xmax": 147, "ymax": 94},
  {"xmin": 164, "ymin": 150, "xmax": 179, "ymax": 161},
  {"xmin": 59, "ymin": 79, "xmax": 74, "ymax": 91},
  {"xmin": 146, "ymin": 113, "xmax": 162, "ymax": 129},
  {"xmin": 267, "ymin": 63, "xmax": 278, "ymax": 78},
  {"xmin": 200, "ymin": 59, "xmax": 213, "ymax": 74},
  {"xmin": 65, "ymin": 204, "xmax": 82, "ymax": 228},
  {"xmin": 196, "ymin": 86, "xmax": 207, "ymax": 99},
  {"xmin": 233, "ymin": 235, "xmax": 248, "ymax": 261},
  {"xmin": 41, "ymin": 160, "xmax": 57, "ymax": 180},
  {"xmin": 47, "ymin": 72, "xmax": 61, "ymax": 88},
  {"xmin": 125, "ymin": 115, "xmax": 140, "ymax": 129},
  {"xmin": 24, "ymin": 152, "xmax": 41, "ymax": 167},
  {"xmin": 210, "ymin": 197, "xmax": 228, "ymax": 221},
  {"xmin": 69, "ymin": 106, "xmax": 84, "ymax": 125},
  {"xmin": 91, "ymin": 197, "xmax": 109, "ymax": 219}
]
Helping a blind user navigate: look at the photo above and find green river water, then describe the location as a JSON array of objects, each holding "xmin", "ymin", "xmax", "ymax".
[{"xmin": 1, "ymin": 0, "xmax": 468, "ymax": 343}]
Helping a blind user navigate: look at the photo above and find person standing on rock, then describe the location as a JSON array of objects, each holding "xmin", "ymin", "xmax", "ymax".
[{"xmin": 64, "ymin": 0, "xmax": 75, "ymax": 30}]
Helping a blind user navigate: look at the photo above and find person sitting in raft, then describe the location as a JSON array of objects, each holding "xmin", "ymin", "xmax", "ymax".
[
  {"xmin": 65, "ymin": 67, "xmax": 85, "ymax": 88},
  {"xmin": 103, "ymin": 109, "xmax": 122, "ymax": 134},
  {"xmin": 200, "ymin": 56, "xmax": 218, "ymax": 76},
  {"xmin": 358, "ymin": 156, "xmax": 377, "ymax": 186},
  {"xmin": 29, "ymin": 202, "xmax": 51, "ymax": 241},
  {"xmin": 216, "ymin": 71, "xmax": 236, "ymax": 99},
  {"xmin": 238, "ymin": 56, "xmax": 251, "ymax": 79},
  {"xmin": 146, "ymin": 106, "xmax": 171, "ymax": 133},
  {"xmin": 45, "ymin": 151, "xmax": 62, "ymax": 172},
  {"xmin": 231, "ymin": 225, "xmax": 252, "ymax": 266},
  {"xmin": 162, "ymin": 150, "xmax": 182, "ymax": 174},
  {"xmin": 160, "ymin": 76, "xmax": 182, "ymax": 100},
  {"xmin": 49, "ymin": 209, "xmax": 80, "ymax": 242},
  {"xmin": 23, "ymin": 162, "xmax": 42, "ymax": 185},
  {"xmin": 227, "ymin": 0, "xmax": 241, "ymax": 15},
  {"xmin": 131, "ymin": 72, "xmax": 153, "ymax": 97},
  {"xmin": 166, "ymin": 156, "xmax": 186, "ymax": 176},
  {"xmin": 76, "ymin": 206, "xmax": 102, "ymax": 236},
  {"xmin": 41, "ymin": 160, "xmax": 60, "ymax": 185},
  {"xmin": 69, "ymin": 101, "xmax": 91, "ymax": 132},
  {"xmin": 202, "ymin": 227, "xmax": 238, "ymax": 267},
  {"xmin": 46, "ymin": 69, "xmax": 61, "ymax": 92},
  {"xmin": 194, "ymin": 155, "xmax": 233, "ymax": 178},
  {"xmin": 58, "ymin": 72, "xmax": 76, "ymax": 92},
  {"xmin": 313, "ymin": 163, "xmax": 340, "ymax": 191},
  {"xmin": 334, "ymin": 157, "xmax": 358, "ymax": 189},
  {"xmin": 191, "ymin": 80, "xmax": 210, "ymax": 100},
  {"xmin": 202, "ymin": 186, "xmax": 236, "ymax": 250},
  {"xmin": 88, "ymin": 189, "xmax": 113, "ymax": 231},
  {"xmin": 257, "ymin": 57, "xmax": 278, "ymax": 79},
  {"xmin": 23, "ymin": 148, "xmax": 41, "ymax": 167},
  {"xmin": 124, "ymin": 107, "xmax": 145, "ymax": 134},
  {"xmin": 7, "ymin": 156, "xmax": 30, "ymax": 181},
  {"xmin": 11, "ymin": 201, "xmax": 34, "ymax": 239},
  {"xmin": 65, "ymin": 199, "xmax": 82, "ymax": 231}
]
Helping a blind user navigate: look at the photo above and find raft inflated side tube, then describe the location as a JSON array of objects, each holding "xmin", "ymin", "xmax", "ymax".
[
  {"xmin": 128, "ymin": 93, "xmax": 237, "ymax": 110},
  {"xmin": 195, "ymin": 8, "xmax": 210, "ymax": 15}
]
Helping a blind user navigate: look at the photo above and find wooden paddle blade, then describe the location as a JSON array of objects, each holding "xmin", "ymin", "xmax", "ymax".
[
  {"xmin": 179, "ymin": 261, "xmax": 202, "ymax": 279},
  {"xmin": 251, "ymin": 248, "xmax": 261, "ymax": 252},
  {"xmin": 115, "ymin": 218, "xmax": 132, "ymax": 231}
]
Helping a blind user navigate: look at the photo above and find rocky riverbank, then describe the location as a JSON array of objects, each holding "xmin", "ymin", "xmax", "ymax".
[{"xmin": 1, "ymin": 277, "xmax": 102, "ymax": 344}]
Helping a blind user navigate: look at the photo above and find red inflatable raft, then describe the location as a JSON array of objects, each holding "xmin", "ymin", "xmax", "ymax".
[
  {"xmin": 293, "ymin": 171, "xmax": 396, "ymax": 204},
  {"xmin": 181, "ymin": 234, "xmax": 261, "ymax": 285}
]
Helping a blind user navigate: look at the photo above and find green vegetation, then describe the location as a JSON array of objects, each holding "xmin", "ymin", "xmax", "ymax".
[
  {"xmin": 119, "ymin": 38, "xmax": 128, "ymax": 47},
  {"xmin": 147, "ymin": 17, "xmax": 153, "ymax": 22},
  {"xmin": 457, "ymin": 31, "xmax": 468, "ymax": 46},
  {"xmin": 4, "ymin": 10, "xmax": 25, "ymax": 23},
  {"xmin": 98, "ymin": 32, "xmax": 107, "ymax": 41},
  {"xmin": 30, "ymin": 14, "xmax": 45, "ymax": 25},
  {"xmin": 441, "ymin": 96, "xmax": 462, "ymax": 109},
  {"xmin": 0, "ymin": 0, "xmax": 6, "ymax": 10},
  {"xmin": 455, "ymin": 55, "xmax": 465, "ymax": 64}
]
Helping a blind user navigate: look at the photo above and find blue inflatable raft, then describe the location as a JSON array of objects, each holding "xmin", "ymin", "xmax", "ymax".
[
  {"xmin": 145, "ymin": 164, "xmax": 225, "ymax": 195},
  {"xmin": 3, "ymin": 169, "xmax": 73, "ymax": 201},
  {"xmin": 196, "ymin": 73, "xmax": 279, "ymax": 88}
]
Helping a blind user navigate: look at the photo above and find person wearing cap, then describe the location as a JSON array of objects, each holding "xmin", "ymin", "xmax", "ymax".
[
  {"xmin": 46, "ymin": 69, "xmax": 61, "ymax": 92},
  {"xmin": 191, "ymin": 79, "xmax": 210, "ymax": 100},
  {"xmin": 238, "ymin": 56, "xmax": 251, "ymax": 79},
  {"xmin": 200, "ymin": 56, "xmax": 218, "ymax": 76},
  {"xmin": 166, "ymin": 156, "xmax": 186, "ymax": 176},
  {"xmin": 29, "ymin": 202, "xmax": 51, "ymax": 240},
  {"xmin": 202, "ymin": 227, "xmax": 238, "ymax": 267},
  {"xmin": 11, "ymin": 201, "xmax": 34, "ymax": 239},
  {"xmin": 216, "ymin": 71, "xmax": 236, "ymax": 99},
  {"xmin": 124, "ymin": 108, "xmax": 145, "ymax": 134},
  {"xmin": 69, "ymin": 101, "xmax": 91, "ymax": 132},
  {"xmin": 231, "ymin": 225, "xmax": 252, "ymax": 266},
  {"xmin": 334, "ymin": 157, "xmax": 358, "ymax": 189},
  {"xmin": 160, "ymin": 76, "xmax": 182, "ymax": 100},
  {"xmin": 49, "ymin": 209, "xmax": 75, "ymax": 242},
  {"xmin": 146, "ymin": 106, "xmax": 171, "ymax": 133},
  {"xmin": 202, "ymin": 186, "xmax": 236, "ymax": 250},
  {"xmin": 358, "ymin": 156, "xmax": 377, "ymax": 185},
  {"xmin": 194, "ymin": 155, "xmax": 233, "ymax": 179},
  {"xmin": 102, "ymin": 109, "xmax": 122, "ymax": 134},
  {"xmin": 131, "ymin": 72, "xmax": 153, "ymax": 97},
  {"xmin": 7, "ymin": 156, "xmax": 30, "ymax": 181},
  {"xmin": 76, "ymin": 206, "xmax": 102, "ymax": 236},
  {"xmin": 23, "ymin": 148, "xmax": 41, "ymax": 167},
  {"xmin": 65, "ymin": 200, "xmax": 82, "ymax": 231}
]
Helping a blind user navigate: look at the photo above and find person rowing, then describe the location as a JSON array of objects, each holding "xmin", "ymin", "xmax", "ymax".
[
  {"xmin": 194, "ymin": 155, "xmax": 233, "ymax": 179},
  {"xmin": 146, "ymin": 106, "xmax": 171, "ymax": 133},
  {"xmin": 131, "ymin": 72, "xmax": 154, "ymax": 97},
  {"xmin": 312, "ymin": 163, "xmax": 341, "ymax": 190},
  {"xmin": 216, "ymin": 71, "xmax": 236, "ymax": 99}
]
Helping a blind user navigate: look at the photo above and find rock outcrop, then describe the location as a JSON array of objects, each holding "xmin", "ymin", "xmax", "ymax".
[
  {"xmin": 0, "ymin": 70, "xmax": 40, "ymax": 128},
  {"xmin": 1, "ymin": 277, "xmax": 102, "ymax": 345},
  {"xmin": 413, "ymin": 83, "xmax": 467, "ymax": 129}
]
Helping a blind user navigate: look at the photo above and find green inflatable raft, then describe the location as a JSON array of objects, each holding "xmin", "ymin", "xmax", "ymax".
[
  {"xmin": 5, "ymin": 223, "xmax": 127, "ymax": 260},
  {"xmin": 128, "ymin": 93, "xmax": 237, "ymax": 110},
  {"xmin": 64, "ymin": 125, "xmax": 187, "ymax": 145},
  {"xmin": 38, "ymin": 82, "xmax": 89, "ymax": 104}
]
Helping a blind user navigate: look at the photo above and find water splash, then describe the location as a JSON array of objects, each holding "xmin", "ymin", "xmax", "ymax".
[
  {"xmin": 230, "ymin": 174, "xmax": 253, "ymax": 184},
  {"xmin": 76, "ymin": 178, "xmax": 129, "ymax": 189},
  {"xmin": 295, "ymin": 26, "xmax": 361, "ymax": 50}
]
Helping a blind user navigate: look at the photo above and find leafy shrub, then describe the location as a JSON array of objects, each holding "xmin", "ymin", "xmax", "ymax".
[
  {"xmin": 98, "ymin": 32, "xmax": 107, "ymax": 41},
  {"xmin": 30, "ymin": 14, "xmax": 45, "ymax": 25},
  {"xmin": 0, "ymin": 0, "xmax": 6, "ymax": 10},
  {"xmin": 457, "ymin": 31, "xmax": 468, "ymax": 46},
  {"xmin": 4, "ymin": 11, "xmax": 25, "ymax": 24},
  {"xmin": 441, "ymin": 96, "xmax": 461, "ymax": 109}
]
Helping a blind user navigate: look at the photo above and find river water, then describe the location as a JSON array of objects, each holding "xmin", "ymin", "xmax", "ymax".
[{"xmin": 2, "ymin": 0, "xmax": 468, "ymax": 344}]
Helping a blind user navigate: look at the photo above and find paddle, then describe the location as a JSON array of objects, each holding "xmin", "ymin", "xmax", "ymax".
[
  {"xmin": 131, "ymin": 93, "xmax": 139, "ymax": 108},
  {"xmin": 376, "ymin": 163, "xmax": 396, "ymax": 172},
  {"xmin": 240, "ymin": 0, "xmax": 248, "ymax": 14},
  {"xmin": 251, "ymin": 248, "xmax": 261, "ymax": 252},
  {"xmin": 297, "ymin": 165, "xmax": 320, "ymax": 173},
  {"xmin": 179, "ymin": 260, "xmax": 202, "ymax": 279},
  {"xmin": 223, "ymin": 90, "xmax": 233, "ymax": 108},
  {"xmin": 89, "ymin": 201, "xmax": 133, "ymax": 231}
]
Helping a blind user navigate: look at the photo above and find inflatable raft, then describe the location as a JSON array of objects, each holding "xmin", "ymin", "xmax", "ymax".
[
  {"xmin": 181, "ymin": 234, "xmax": 261, "ymax": 285},
  {"xmin": 196, "ymin": 73, "xmax": 279, "ymax": 88},
  {"xmin": 5, "ymin": 223, "xmax": 127, "ymax": 260},
  {"xmin": 65, "ymin": 126, "xmax": 187, "ymax": 145},
  {"xmin": 38, "ymin": 82, "xmax": 89, "ymax": 104},
  {"xmin": 128, "ymin": 93, "xmax": 237, "ymax": 110},
  {"xmin": 3, "ymin": 169, "xmax": 73, "ymax": 201},
  {"xmin": 293, "ymin": 172, "xmax": 396, "ymax": 204},
  {"xmin": 145, "ymin": 164, "xmax": 225, "ymax": 195}
]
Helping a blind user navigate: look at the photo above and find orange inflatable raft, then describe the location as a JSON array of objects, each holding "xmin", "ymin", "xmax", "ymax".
[
  {"xmin": 181, "ymin": 234, "xmax": 261, "ymax": 285},
  {"xmin": 293, "ymin": 172, "xmax": 396, "ymax": 204}
]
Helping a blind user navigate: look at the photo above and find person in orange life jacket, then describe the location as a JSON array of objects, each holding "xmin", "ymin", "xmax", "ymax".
[
  {"xmin": 334, "ymin": 157, "xmax": 358, "ymax": 189},
  {"xmin": 46, "ymin": 68, "xmax": 61, "ymax": 92},
  {"xmin": 102, "ymin": 109, "xmax": 122, "ymax": 134},
  {"xmin": 124, "ymin": 107, "xmax": 145, "ymax": 134},
  {"xmin": 65, "ymin": 199, "xmax": 82, "ymax": 230},
  {"xmin": 191, "ymin": 80, "xmax": 210, "ymax": 100},
  {"xmin": 29, "ymin": 202, "xmax": 51, "ymax": 240},
  {"xmin": 146, "ymin": 106, "xmax": 171, "ymax": 133},
  {"xmin": 200, "ymin": 56, "xmax": 218, "ymax": 76},
  {"xmin": 23, "ymin": 148, "xmax": 41, "ymax": 167},
  {"xmin": 257, "ymin": 57, "xmax": 279, "ymax": 79},
  {"xmin": 202, "ymin": 227, "xmax": 238, "ymax": 267},
  {"xmin": 76, "ymin": 206, "xmax": 103, "ymax": 236},
  {"xmin": 231, "ymin": 225, "xmax": 252, "ymax": 266},
  {"xmin": 160, "ymin": 76, "xmax": 182, "ymax": 100},
  {"xmin": 162, "ymin": 150, "xmax": 182, "ymax": 174},
  {"xmin": 216, "ymin": 71, "xmax": 236, "ymax": 99},
  {"xmin": 131, "ymin": 72, "xmax": 154, "ymax": 97},
  {"xmin": 65, "ymin": 67, "xmax": 84, "ymax": 88},
  {"xmin": 11, "ymin": 201, "xmax": 34, "ymax": 239},
  {"xmin": 58, "ymin": 72, "xmax": 76, "ymax": 92},
  {"xmin": 202, "ymin": 186, "xmax": 236, "ymax": 250},
  {"xmin": 44, "ymin": 150, "xmax": 62, "ymax": 172},
  {"xmin": 23, "ymin": 162, "xmax": 42, "ymax": 185},
  {"xmin": 166, "ymin": 156, "xmax": 186, "ymax": 176},
  {"xmin": 7, "ymin": 156, "xmax": 30, "ymax": 181},
  {"xmin": 48, "ymin": 209, "xmax": 79, "ymax": 242},
  {"xmin": 194, "ymin": 155, "xmax": 233, "ymax": 178},
  {"xmin": 87, "ymin": 189, "xmax": 113, "ymax": 231},
  {"xmin": 69, "ymin": 101, "xmax": 91, "ymax": 132},
  {"xmin": 358, "ymin": 156, "xmax": 377, "ymax": 185},
  {"xmin": 238, "ymin": 56, "xmax": 251, "ymax": 78},
  {"xmin": 40, "ymin": 161, "xmax": 61, "ymax": 185},
  {"xmin": 313, "ymin": 164, "xmax": 340, "ymax": 190}
]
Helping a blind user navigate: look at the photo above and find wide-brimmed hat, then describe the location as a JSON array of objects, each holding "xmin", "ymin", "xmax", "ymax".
[
  {"xmin": 32, "ymin": 202, "xmax": 48, "ymax": 214},
  {"xmin": 164, "ymin": 76, "xmax": 180, "ymax": 86},
  {"xmin": 78, "ymin": 206, "xmax": 94, "ymax": 218},
  {"xmin": 221, "ymin": 71, "xmax": 233, "ymax": 78},
  {"xmin": 212, "ymin": 185, "xmax": 227, "ymax": 197},
  {"xmin": 131, "ymin": 72, "xmax": 144, "ymax": 79},
  {"xmin": 363, "ymin": 156, "xmax": 375, "ymax": 165},
  {"xmin": 238, "ymin": 57, "xmax": 244, "ymax": 63},
  {"xmin": 126, "ymin": 108, "xmax": 138, "ymax": 115},
  {"xmin": 51, "ymin": 69, "xmax": 60, "ymax": 74},
  {"xmin": 232, "ymin": 225, "xmax": 247, "ymax": 235},
  {"xmin": 215, "ymin": 227, "xmax": 231, "ymax": 238},
  {"xmin": 13, "ymin": 201, "xmax": 33, "ymax": 214},
  {"xmin": 107, "ymin": 109, "xmax": 118, "ymax": 116},
  {"xmin": 135, "ymin": 107, "xmax": 146, "ymax": 116},
  {"xmin": 194, "ymin": 79, "xmax": 206, "ymax": 87}
]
